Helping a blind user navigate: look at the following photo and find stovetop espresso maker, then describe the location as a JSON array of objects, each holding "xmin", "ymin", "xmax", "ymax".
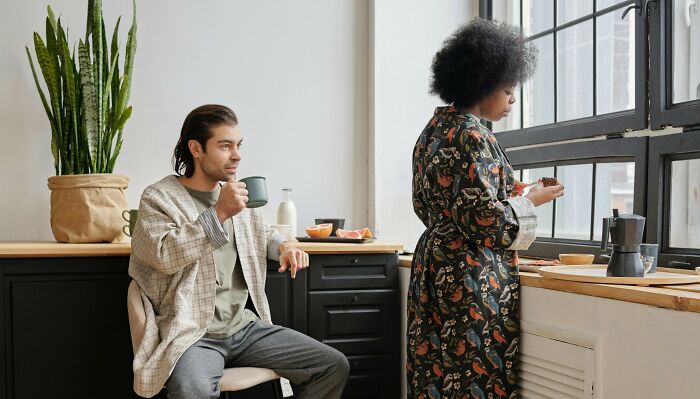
[{"xmin": 601, "ymin": 209, "xmax": 646, "ymax": 277}]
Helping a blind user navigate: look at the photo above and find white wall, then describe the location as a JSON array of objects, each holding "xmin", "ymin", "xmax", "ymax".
[
  {"xmin": 0, "ymin": 0, "xmax": 368, "ymax": 241},
  {"xmin": 370, "ymin": 0, "xmax": 477, "ymax": 252}
]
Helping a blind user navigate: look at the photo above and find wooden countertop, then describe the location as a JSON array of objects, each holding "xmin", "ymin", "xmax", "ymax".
[
  {"xmin": 399, "ymin": 255, "xmax": 700, "ymax": 314},
  {"xmin": 292, "ymin": 242, "xmax": 403, "ymax": 254},
  {"xmin": 0, "ymin": 241, "xmax": 403, "ymax": 258},
  {"xmin": 0, "ymin": 242, "xmax": 132, "ymax": 258}
]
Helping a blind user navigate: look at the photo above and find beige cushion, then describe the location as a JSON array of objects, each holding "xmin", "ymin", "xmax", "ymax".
[{"xmin": 126, "ymin": 280, "xmax": 280, "ymax": 391}]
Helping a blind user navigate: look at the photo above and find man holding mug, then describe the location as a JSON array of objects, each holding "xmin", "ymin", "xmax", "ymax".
[{"xmin": 128, "ymin": 104, "xmax": 349, "ymax": 398}]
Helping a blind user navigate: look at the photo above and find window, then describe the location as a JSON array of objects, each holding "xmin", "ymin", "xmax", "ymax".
[
  {"xmin": 480, "ymin": 0, "xmax": 700, "ymax": 268},
  {"xmin": 506, "ymin": 138, "xmax": 647, "ymax": 260},
  {"xmin": 650, "ymin": 0, "xmax": 700, "ymax": 129},
  {"xmin": 647, "ymin": 132, "xmax": 700, "ymax": 269},
  {"xmin": 484, "ymin": 0, "xmax": 646, "ymax": 147}
]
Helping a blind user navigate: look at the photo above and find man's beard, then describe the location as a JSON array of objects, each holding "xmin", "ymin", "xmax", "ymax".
[{"xmin": 202, "ymin": 163, "xmax": 233, "ymax": 182}]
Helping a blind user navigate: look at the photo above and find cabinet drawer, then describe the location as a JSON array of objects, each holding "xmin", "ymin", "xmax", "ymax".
[
  {"xmin": 343, "ymin": 354, "xmax": 400, "ymax": 399},
  {"xmin": 308, "ymin": 254, "xmax": 398, "ymax": 290},
  {"xmin": 308, "ymin": 289, "xmax": 399, "ymax": 355}
]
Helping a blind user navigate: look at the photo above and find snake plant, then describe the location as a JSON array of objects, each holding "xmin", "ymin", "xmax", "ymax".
[{"xmin": 26, "ymin": 0, "xmax": 136, "ymax": 175}]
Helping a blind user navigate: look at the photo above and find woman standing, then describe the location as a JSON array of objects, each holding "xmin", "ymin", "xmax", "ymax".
[{"xmin": 407, "ymin": 19, "xmax": 564, "ymax": 398}]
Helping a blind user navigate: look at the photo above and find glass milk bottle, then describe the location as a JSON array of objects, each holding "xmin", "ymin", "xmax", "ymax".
[{"xmin": 277, "ymin": 187, "xmax": 297, "ymax": 238}]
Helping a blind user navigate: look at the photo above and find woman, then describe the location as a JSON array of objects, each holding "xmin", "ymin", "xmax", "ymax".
[{"xmin": 407, "ymin": 19, "xmax": 564, "ymax": 398}]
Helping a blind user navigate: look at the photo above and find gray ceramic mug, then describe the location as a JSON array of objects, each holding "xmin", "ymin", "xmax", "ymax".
[
  {"xmin": 122, "ymin": 209, "xmax": 138, "ymax": 237},
  {"xmin": 239, "ymin": 176, "xmax": 268, "ymax": 208}
]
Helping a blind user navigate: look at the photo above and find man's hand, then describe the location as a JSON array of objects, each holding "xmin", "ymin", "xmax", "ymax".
[
  {"xmin": 525, "ymin": 182, "xmax": 564, "ymax": 207},
  {"xmin": 278, "ymin": 242, "xmax": 309, "ymax": 279},
  {"xmin": 213, "ymin": 179, "xmax": 248, "ymax": 224}
]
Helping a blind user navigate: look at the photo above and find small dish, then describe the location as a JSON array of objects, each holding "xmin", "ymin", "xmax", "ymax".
[{"xmin": 558, "ymin": 253, "xmax": 595, "ymax": 265}]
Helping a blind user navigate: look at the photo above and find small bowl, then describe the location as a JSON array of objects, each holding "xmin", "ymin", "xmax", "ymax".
[
  {"xmin": 314, "ymin": 218, "xmax": 345, "ymax": 236},
  {"xmin": 558, "ymin": 253, "xmax": 595, "ymax": 265}
]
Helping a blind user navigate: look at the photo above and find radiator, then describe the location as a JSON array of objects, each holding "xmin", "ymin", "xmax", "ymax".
[{"xmin": 518, "ymin": 321, "xmax": 597, "ymax": 398}]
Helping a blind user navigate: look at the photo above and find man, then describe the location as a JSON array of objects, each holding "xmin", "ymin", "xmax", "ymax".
[{"xmin": 129, "ymin": 104, "xmax": 349, "ymax": 399}]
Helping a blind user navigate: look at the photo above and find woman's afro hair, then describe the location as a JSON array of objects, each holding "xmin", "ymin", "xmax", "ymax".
[{"xmin": 430, "ymin": 18, "xmax": 537, "ymax": 109}]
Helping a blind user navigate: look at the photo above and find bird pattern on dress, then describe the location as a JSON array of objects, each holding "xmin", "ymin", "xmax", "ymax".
[{"xmin": 407, "ymin": 106, "xmax": 524, "ymax": 399}]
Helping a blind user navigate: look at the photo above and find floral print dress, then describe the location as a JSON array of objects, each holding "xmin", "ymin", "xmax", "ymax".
[{"xmin": 407, "ymin": 106, "xmax": 537, "ymax": 399}]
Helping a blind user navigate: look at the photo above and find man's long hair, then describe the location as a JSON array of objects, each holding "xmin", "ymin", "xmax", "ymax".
[{"xmin": 172, "ymin": 104, "xmax": 238, "ymax": 177}]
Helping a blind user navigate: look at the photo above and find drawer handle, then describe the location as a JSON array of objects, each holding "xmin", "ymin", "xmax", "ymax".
[
  {"xmin": 350, "ymin": 258, "xmax": 360, "ymax": 264},
  {"xmin": 352, "ymin": 296, "xmax": 359, "ymax": 303}
]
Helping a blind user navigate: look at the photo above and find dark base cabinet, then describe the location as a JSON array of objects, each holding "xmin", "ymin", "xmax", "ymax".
[
  {"xmin": 1, "ymin": 252, "xmax": 400, "ymax": 399},
  {"xmin": 0, "ymin": 257, "xmax": 134, "ymax": 399}
]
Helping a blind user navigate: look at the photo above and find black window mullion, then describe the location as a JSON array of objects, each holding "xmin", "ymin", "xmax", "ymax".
[
  {"xmin": 553, "ymin": 0, "xmax": 558, "ymax": 124},
  {"xmin": 590, "ymin": 162, "xmax": 597, "ymax": 240},
  {"xmin": 551, "ymin": 165, "xmax": 558, "ymax": 238},
  {"xmin": 592, "ymin": 0, "xmax": 597, "ymax": 116},
  {"xmin": 520, "ymin": 0, "xmax": 525, "ymax": 130}
]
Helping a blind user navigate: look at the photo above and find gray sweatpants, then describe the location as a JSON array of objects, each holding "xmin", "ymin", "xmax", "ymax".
[{"xmin": 165, "ymin": 319, "xmax": 349, "ymax": 399}]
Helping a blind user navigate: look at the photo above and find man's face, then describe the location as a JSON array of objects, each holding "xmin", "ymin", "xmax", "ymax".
[{"xmin": 190, "ymin": 124, "xmax": 242, "ymax": 183}]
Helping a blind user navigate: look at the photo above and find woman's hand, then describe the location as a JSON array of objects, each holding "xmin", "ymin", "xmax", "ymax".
[{"xmin": 525, "ymin": 183, "xmax": 564, "ymax": 206}]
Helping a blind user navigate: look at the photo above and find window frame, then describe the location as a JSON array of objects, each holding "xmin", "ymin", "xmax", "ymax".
[
  {"xmin": 481, "ymin": 0, "xmax": 648, "ymax": 148},
  {"xmin": 649, "ymin": 0, "xmax": 700, "ymax": 130},
  {"xmin": 646, "ymin": 131, "xmax": 700, "ymax": 269},
  {"xmin": 505, "ymin": 137, "xmax": 648, "ymax": 260}
]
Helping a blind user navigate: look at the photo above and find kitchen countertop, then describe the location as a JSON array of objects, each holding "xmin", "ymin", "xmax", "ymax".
[
  {"xmin": 0, "ymin": 241, "xmax": 403, "ymax": 258},
  {"xmin": 399, "ymin": 255, "xmax": 700, "ymax": 314}
]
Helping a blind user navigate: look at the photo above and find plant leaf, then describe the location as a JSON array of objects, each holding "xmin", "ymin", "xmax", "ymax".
[
  {"xmin": 58, "ymin": 21, "xmax": 81, "ymax": 174},
  {"xmin": 102, "ymin": 53, "xmax": 118, "ymax": 143},
  {"xmin": 110, "ymin": 16, "xmax": 121, "ymax": 127},
  {"xmin": 26, "ymin": 46, "xmax": 59, "ymax": 173},
  {"xmin": 78, "ymin": 40, "xmax": 98, "ymax": 172},
  {"xmin": 93, "ymin": 2, "xmax": 104, "ymax": 169},
  {"xmin": 33, "ymin": 32, "xmax": 65, "ymax": 169},
  {"xmin": 85, "ymin": 0, "xmax": 94, "ymax": 41},
  {"xmin": 116, "ymin": 0, "xmax": 136, "ymax": 120}
]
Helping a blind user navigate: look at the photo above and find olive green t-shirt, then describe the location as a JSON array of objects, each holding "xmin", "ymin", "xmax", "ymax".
[{"xmin": 185, "ymin": 186, "xmax": 258, "ymax": 339}]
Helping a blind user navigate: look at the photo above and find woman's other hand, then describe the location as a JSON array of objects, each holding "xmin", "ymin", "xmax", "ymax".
[{"xmin": 525, "ymin": 183, "xmax": 564, "ymax": 206}]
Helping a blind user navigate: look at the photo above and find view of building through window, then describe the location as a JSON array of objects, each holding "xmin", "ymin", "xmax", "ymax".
[
  {"xmin": 490, "ymin": 0, "xmax": 635, "ymax": 132},
  {"xmin": 672, "ymin": 0, "xmax": 700, "ymax": 104},
  {"xmin": 517, "ymin": 162, "xmax": 635, "ymax": 241},
  {"xmin": 670, "ymin": 158, "xmax": 700, "ymax": 249}
]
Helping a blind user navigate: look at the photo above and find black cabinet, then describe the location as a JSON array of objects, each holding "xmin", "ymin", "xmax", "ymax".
[
  {"xmin": 265, "ymin": 253, "xmax": 401, "ymax": 398},
  {"xmin": 0, "ymin": 252, "xmax": 399, "ymax": 399},
  {"xmin": 0, "ymin": 257, "xmax": 134, "ymax": 399},
  {"xmin": 291, "ymin": 253, "xmax": 401, "ymax": 399}
]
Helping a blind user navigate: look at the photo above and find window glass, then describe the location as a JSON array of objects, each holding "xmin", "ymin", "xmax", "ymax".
[
  {"xmin": 524, "ymin": 36, "xmax": 555, "ymax": 127},
  {"xmin": 492, "ymin": 0, "xmax": 521, "ymax": 27},
  {"xmin": 593, "ymin": 162, "xmax": 635, "ymax": 240},
  {"xmin": 597, "ymin": 0, "xmax": 627, "ymax": 10},
  {"xmin": 557, "ymin": 21, "xmax": 594, "ymax": 122},
  {"xmin": 523, "ymin": 0, "xmax": 554, "ymax": 35},
  {"xmin": 557, "ymin": 0, "xmax": 592, "ymax": 26},
  {"xmin": 522, "ymin": 167, "xmax": 555, "ymax": 237},
  {"xmin": 672, "ymin": 0, "xmax": 700, "ymax": 104},
  {"xmin": 554, "ymin": 164, "xmax": 593, "ymax": 239},
  {"xmin": 669, "ymin": 158, "xmax": 700, "ymax": 249},
  {"xmin": 596, "ymin": 7, "xmax": 636, "ymax": 115}
]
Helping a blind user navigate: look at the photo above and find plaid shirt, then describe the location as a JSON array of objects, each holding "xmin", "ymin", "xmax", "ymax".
[{"xmin": 128, "ymin": 175, "xmax": 285, "ymax": 397}]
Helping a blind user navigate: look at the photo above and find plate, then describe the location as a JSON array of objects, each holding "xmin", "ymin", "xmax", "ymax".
[{"xmin": 295, "ymin": 236, "xmax": 377, "ymax": 244}]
